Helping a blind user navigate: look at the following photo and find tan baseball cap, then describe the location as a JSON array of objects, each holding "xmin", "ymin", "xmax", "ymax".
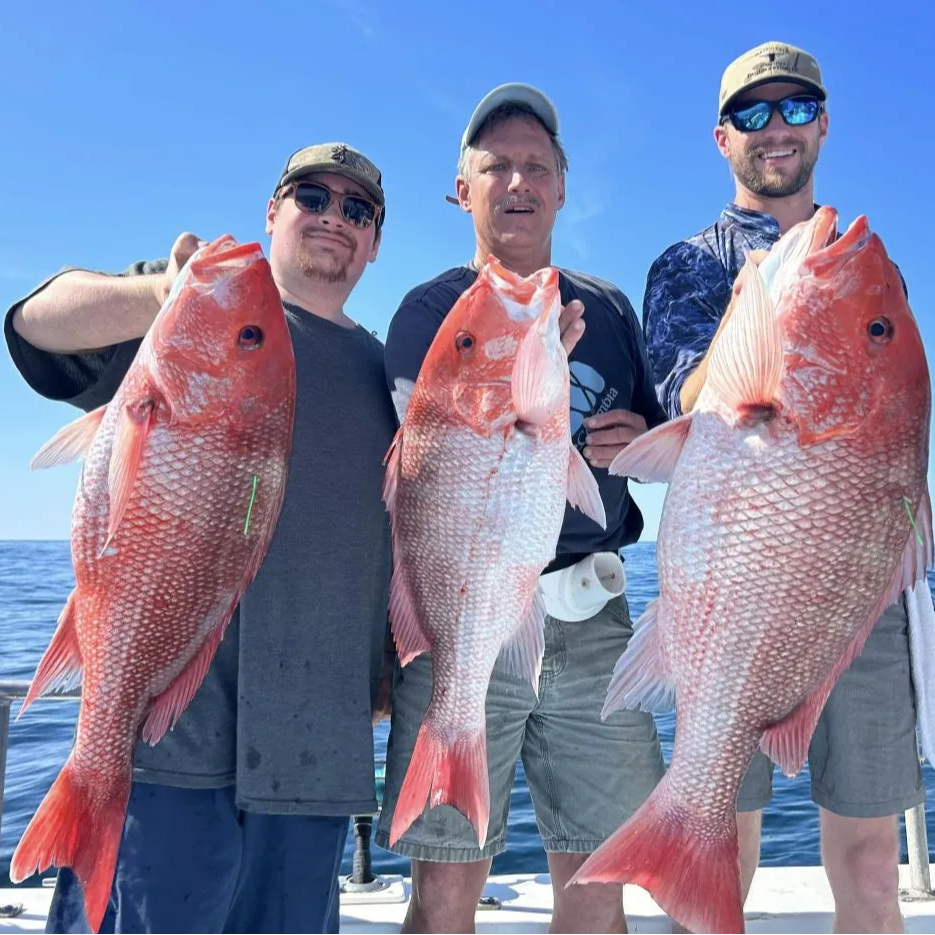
[
  {"xmin": 274, "ymin": 142, "xmax": 385, "ymax": 210},
  {"xmin": 719, "ymin": 41, "xmax": 827, "ymax": 117}
]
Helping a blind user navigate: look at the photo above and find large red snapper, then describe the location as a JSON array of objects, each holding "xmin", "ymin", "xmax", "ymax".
[
  {"xmin": 384, "ymin": 258, "xmax": 606, "ymax": 848},
  {"xmin": 571, "ymin": 208, "xmax": 932, "ymax": 933},
  {"xmin": 10, "ymin": 236, "xmax": 296, "ymax": 933}
]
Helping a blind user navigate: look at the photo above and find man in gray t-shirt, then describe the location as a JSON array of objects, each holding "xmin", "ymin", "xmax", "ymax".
[{"xmin": 5, "ymin": 143, "xmax": 397, "ymax": 934}]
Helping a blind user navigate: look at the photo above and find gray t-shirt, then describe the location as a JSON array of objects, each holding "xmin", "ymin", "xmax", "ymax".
[{"xmin": 4, "ymin": 261, "xmax": 396, "ymax": 816}]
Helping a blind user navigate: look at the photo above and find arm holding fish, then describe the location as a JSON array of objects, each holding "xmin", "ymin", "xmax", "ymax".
[
  {"xmin": 5, "ymin": 234, "xmax": 202, "ymax": 413},
  {"xmin": 677, "ymin": 250, "xmax": 769, "ymax": 414},
  {"xmin": 10, "ymin": 232, "xmax": 202, "ymax": 353},
  {"xmin": 642, "ymin": 244, "xmax": 736, "ymax": 419}
]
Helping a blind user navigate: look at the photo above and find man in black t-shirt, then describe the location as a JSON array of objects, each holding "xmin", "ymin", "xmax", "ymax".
[
  {"xmin": 374, "ymin": 83, "xmax": 666, "ymax": 935},
  {"xmin": 5, "ymin": 143, "xmax": 397, "ymax": 934}
]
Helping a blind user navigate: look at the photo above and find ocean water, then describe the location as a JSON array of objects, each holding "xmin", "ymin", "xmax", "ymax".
[{"xmin": 1, "ymin": 539, "xmax": 934, "ymax": 885}]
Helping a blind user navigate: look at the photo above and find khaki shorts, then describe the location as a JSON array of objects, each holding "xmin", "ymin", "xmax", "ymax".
[
  {"xmin": 375, "ymin": 595, "xmax": 666, "ymax": 861},
  {"xmin": 737, "ymin": 597, "xmax": 924, "ymax": 818}
]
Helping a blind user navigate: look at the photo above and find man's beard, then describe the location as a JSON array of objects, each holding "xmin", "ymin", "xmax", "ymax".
[
  {"xmin": 299, "ymin": 235, "xmax": 356, "ymax": 284},
  {"xmin": 731, "ymin": 137, "xmax": 819, "ymax": 198}
]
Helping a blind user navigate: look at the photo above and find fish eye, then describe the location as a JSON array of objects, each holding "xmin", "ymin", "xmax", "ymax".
[
  {"xmin": 868, "ymin": 317, "xmax": 893, "ymax": 344},
  {"xmin": 455, "ymin": 331, "xmax": 475, "ymax": 355},
  {"xmin": 239, "ymin": 325, "xmax": 264, "ymax": 350}
]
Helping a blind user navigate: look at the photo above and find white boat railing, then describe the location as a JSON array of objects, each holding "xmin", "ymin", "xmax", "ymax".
[{"xmin": 0, "ymin": 678, "xmax": 931, "ymax": 903}]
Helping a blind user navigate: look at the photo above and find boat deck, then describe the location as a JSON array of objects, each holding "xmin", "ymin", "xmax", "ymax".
[{"xmin": 1, "ymin": 866, "xmax": 934, "ymax": 932}]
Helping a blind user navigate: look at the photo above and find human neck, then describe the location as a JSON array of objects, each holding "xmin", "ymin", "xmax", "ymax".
[
  {"xmin": 276, "ymin": 279, "xmax": 357, "ymax": 328},
  {"xmin": 733, "ymin": 179, "xmax": 816, "ymax": 235},
  {"xmin": 473, "ymin": 238, "xmax": 552, "ymax": 278}
]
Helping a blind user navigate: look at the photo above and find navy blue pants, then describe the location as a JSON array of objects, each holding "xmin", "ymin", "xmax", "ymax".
[{"xmin": 45, "ymin": 783, "xmax": 349, "ymax": 934}]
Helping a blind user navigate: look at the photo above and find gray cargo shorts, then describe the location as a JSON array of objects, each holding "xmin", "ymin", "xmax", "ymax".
[
  {"xmin": 374, "ymin": 594, "xmax": 666, "ymax": 861},
  {"xmin": 738, "ymin": 596, "xmax": 925, "ymax": 818}
]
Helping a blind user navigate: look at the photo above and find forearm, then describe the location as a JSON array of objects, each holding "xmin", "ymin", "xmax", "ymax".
[
  {"xmin": 679, "ymin": 360, "xmax": 708, "ymax": 414},
  {"xmin": 11, "ymin": 270, "xmax": 164, "ymax": 353}
]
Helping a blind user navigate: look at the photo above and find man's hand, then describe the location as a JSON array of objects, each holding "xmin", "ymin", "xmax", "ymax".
[
  {"xmin": 582, "ymin": 409, "xmax": 648, "ymax": 468},
  {"xmin": 559, "ymin": 299, "xmax": 585, "ymax": 356},
  {"xmin": 155, "ymin": 232, "xmax": 205, "ymax": 305}
]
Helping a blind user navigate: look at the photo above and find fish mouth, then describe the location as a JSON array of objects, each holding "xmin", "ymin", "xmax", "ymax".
[
  {"xmin": 191, "ymin": 240, "xmax": 265, "ymax": 275},
  {"xmin": 803, "ymin": 213, "xmax": 872, "ymax": 278}
]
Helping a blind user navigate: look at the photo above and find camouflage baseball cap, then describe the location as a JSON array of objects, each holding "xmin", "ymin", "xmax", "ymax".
[
  {"xmin": 274, "ymin": 142, "xmax": 385, "ymax": 210},
  {"xmin": 719, "ymin": 42, "xmax": 827, "ymax": 117}
]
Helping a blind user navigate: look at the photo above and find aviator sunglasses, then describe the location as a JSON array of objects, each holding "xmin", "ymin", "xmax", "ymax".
[
  {"xmin": 721, "ymin": 94, "xmax": 824, "ymax": 133},
  {"xmin": 288, "ymin": 180, "xmax": 379, "ymax": 229}
]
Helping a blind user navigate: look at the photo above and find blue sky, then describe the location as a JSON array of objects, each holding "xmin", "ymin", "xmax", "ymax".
[{"xmin": 1, "ymin": 0, "xmax": 932, "ymax": 540}]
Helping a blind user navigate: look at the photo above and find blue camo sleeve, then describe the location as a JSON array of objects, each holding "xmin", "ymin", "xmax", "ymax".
[{"xmin": 642, "ymin": 242, "xmax": 733, "ymax": 420}]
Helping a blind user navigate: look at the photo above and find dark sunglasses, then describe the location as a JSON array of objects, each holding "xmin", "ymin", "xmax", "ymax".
[
  {"xmin": 722, "ymin": 95, "xmax": 823, "ymax": 133},
  {"xmin": 289, "ymin": 180, "xmax": 379, "ymax": 229}
]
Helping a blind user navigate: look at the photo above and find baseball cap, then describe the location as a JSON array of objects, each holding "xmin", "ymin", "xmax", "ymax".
[
  {"xmin": 274, "ymin": 142, "xmax": 385, "ymax": 209},
  {"xmin": 445, "ymin": 83, "xmax": 560, "ymax": 204},
  {"xmin": 460, "ymin": 82, "xmax": 559, "ymax": 152},
  {"xmin": 719, "ymin": 42, "xmax": 827, "ymax": 117}
]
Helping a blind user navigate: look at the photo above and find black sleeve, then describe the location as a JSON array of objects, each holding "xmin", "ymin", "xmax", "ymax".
[
  {"xmin": 4, "ymin": 259, "xmax": 168, "ymax": 413},
  {"xmin": 383, "ymin": 296, "xmax": 451, "ymax": 422},
  {"xmin": 611, "ymin": 288, "xmax": 668, "ymax": 429}
]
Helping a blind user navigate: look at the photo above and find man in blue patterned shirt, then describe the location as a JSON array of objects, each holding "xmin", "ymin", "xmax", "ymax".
[{"xmin": 644, "ymin": 42, "xmax": 922, "ymax": 934}]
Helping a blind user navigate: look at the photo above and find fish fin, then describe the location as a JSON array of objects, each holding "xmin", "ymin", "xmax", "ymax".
[
  {"xmin": 389, "ymin": 564, "xmax": 431, "ymax": 666},
  {"xmin": 497, "ymin": 589, "xmax": 546, "ymax": 695},
  {"xmin": 30, "ymin": 406, "xmax": 106, "ymax": 469},
  {"xmin": 103, "ymin": 396, "xmax": 157, "ymax": 552},
  {"xmin": 141, "ymin": 613, "xmax": 233, "ymax": 746},
  {"xmin": 391, "ymin": 377, "xmax": 416, "ymax": 422},
  {"xmin": 18, "ymin": 589, "xmax": 82, "ymax": 717},
  {"xmin": 567, "ymin": 444, "xmax": 606, "ymax": 529},
  {"xmin": 511, "ymin": 308, "xmax": 562, "ymax": 425},
  {"xmin": 569, "ymin": 774, "xmax": 743, "ymax": 934},
  {"xmin": 706, "ymin": 256, "xmax": 783, "ymax": 416},
  {"xmin": 602, "ymin": 600, "xmax": 676, "ymax": 717},
  {"xmin": 759, "ymin": 678, "xmax": 831, "ymax": 777},
  {"xmin": 382, "ymin": 428, "xmax": 403, "ymax": 512},
  {"xmin": 907, "ymin": 578, "xmax": 935, "ymax": 765},
  {"xmin": 9, "ymin": 755, "xmax": 129, "ymax": 934},
  {"xmin": 608, "ymin": 415, "xmax": 692, "ymax": 483},
  {"xmin": 757, "ymin": 506, "xmax": 932, "ymax": 776},
  {"xmin": 389, "ymin": 724, "xmax": 489, "ymax": 850}
]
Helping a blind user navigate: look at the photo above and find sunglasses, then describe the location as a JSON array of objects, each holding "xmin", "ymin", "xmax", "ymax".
[
  {"xmin": 722, "ymin": 95, "xmax": 823, "ymax": 133},
  {"xmin": 288, "ymin": 180, "xmax": 379, "ymax": 229}
]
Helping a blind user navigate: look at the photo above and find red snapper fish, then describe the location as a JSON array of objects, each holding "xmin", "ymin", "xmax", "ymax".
[
  {"xmin": 571, "ymin": 208, "xmax": 933, "ymax": 933},
  {"xmin": 10, "ymin": 236, "xmax": 296, "ymax": 933},
  {"xmin": 384, "ymin": 258, "xmax": 606, "ymax": 848}
]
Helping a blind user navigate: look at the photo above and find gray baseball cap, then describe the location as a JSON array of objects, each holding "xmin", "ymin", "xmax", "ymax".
[
  {"xmin": 446, "ymin": 83, "xmax": 560, "ymax": 203},
  {"xmin": 460, "ymin": 82, "xmax": 559, "ymax": 151}
]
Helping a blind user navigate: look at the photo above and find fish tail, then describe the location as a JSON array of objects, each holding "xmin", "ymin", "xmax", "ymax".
[
  {"xmin": 10, "ymin": 757, "xmax": 128, "ymax": 934},
  {"xmin": 569, "ymin": 776, "xmax": 744, "ymax": 934},
  {"xmin": 389, "ymin": 722, "xmax": 489, "ymax": 849}
]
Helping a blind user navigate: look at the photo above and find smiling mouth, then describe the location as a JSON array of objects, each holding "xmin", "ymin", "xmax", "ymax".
[
  {"xmin": 504, "ymin": 206, "xmax": 535, "ymax": 215},
  {"xmin": 759, "ymin": 148, "xmax": 796, "ymax": 160},
  {"xmin": 303, "ymin": 230, "xmax": 352, "ymax": 247}
]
